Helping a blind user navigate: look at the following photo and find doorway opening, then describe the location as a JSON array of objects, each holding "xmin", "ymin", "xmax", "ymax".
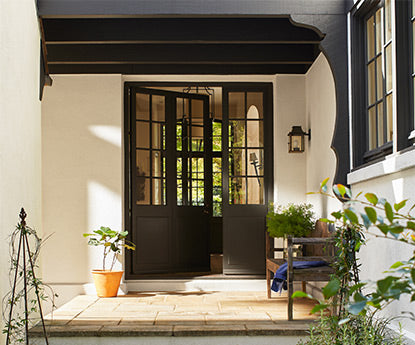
[{"xmin": 124, "ymin": 83, "xmax": 273, "ymax": 279}]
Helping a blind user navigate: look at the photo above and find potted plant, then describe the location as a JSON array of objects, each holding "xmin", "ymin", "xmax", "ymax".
[
  {"xmin": 266, "ymin": 203, "xmax": 315, "ymax": 238},
  {"xmin": 83, "ymin": 226, "xmax": 135, "ymax": 297}
]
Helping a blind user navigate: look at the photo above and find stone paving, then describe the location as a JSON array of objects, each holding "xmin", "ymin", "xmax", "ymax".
[{"xmin": 31, "ymin": 291, "xmax": 318, "ymax": 337}]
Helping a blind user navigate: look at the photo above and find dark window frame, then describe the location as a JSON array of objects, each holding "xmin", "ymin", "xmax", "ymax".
[{"xmin": 350, "ymin": 0, "xmax": 413, "ymax": 169}]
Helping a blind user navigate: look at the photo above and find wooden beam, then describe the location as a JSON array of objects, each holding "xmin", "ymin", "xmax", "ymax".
[
  {"xmin": 46, "ymin": 43, "xmax": 317, "ymax": 63},
  {"xmin": 42, "ymin": 17, "xmax": 322, "ymax": 43}
]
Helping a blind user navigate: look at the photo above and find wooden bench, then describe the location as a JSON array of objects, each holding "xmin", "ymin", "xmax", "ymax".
[{"xmin": 266, "ymin": 220, "xmax": 336, "ymax": 320}]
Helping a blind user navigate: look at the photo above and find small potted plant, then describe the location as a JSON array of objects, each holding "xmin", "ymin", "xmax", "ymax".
[
  {"xmin": 266, "ymin": 203, "xmax": 315, "ymax": 238},
  {"xmin": 83, "ymin": 226, "xmax": 135, "ymax": 297}
]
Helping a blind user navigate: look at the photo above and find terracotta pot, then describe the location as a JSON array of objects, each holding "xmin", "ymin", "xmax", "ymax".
[{"xmin": 91, "ymin": 270, "xmax": 123, "ymax": 297}]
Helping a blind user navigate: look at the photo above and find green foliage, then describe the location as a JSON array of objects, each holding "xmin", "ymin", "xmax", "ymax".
[
  {"xmin": 83, "ymin": 226, "xmax": 136, "ymax": 271},
  {"xmin": 297, "ymin": 315, "xmax": 404, "ymax": 345},
  {"xmin": 266, "ymin": 203, "xmax": 315, "ymax": 238},
  {"xmin": 306, "ymin": 178, "xmax": 415, "ymax": 318}
]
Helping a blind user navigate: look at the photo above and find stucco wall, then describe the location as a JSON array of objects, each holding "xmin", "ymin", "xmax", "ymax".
[
  {"xmin": 274, "ymin": 75, "xmax": 307, "ymax": 205},
  {"xmin": 305, "ymin": 53, "xmax": 340, "ymax": 216},
  {"xmin": 0, "ymin": 0, "xmax": 42, "ymax": 340},
  {"xmin": 41, "ymin": 75, "xmax": 123, "ymax": 303},
  {"xmin": 349, "ymin": 156, "xmax": 415, "ymax": 339}
]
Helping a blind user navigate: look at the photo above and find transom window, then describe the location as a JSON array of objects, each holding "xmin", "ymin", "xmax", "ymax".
[{"xmin": 365, "ymin": 0, "xmax": 393, "ymax": 151}]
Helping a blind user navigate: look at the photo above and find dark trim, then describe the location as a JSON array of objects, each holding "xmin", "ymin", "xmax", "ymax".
[
  {"xmin": 37, "ymin": 0, "xmax": 347, "ymax": 17},
  {"xmin": 396, "ymin": 0, "xmax": 412, "ymax": 151}
]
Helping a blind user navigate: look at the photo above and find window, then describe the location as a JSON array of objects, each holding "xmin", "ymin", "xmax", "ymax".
[
  {"xmin": 351, "ymin": 0, "xmax": 414, "ymax": 168},
  {"xmin": 365, "ymin": 0, "xmax": 393, "ymax": 151}
]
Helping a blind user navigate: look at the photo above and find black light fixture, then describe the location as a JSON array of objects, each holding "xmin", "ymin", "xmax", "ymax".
[{"xmin": 287, "ymin": 126, "xmax": 311, "ymax": 153}]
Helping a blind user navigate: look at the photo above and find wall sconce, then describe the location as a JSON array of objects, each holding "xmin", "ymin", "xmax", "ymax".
[
  {"xmin": 287, "ymin": 126, "xmax": 311, "ymax": 153},
  {"xmin": 249, "ymin": 152, "xmax": 262, "ymax": 186}
]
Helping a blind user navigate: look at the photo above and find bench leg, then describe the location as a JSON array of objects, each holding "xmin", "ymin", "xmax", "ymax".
[
  {"xmin": 288, "ymin": 279, "xmax": 293, "ymax": 321},
  {"xmin": 302, "ymin": 281, "xmax": 306, "ymax": 293}
]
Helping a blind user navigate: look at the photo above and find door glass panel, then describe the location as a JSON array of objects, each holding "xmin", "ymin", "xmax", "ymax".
[
  {"xmin": 137, "ymin": 177, "xmax": 150, "ymax": 205},
  {"xmin": 136, "ymin": 150, "xmax": 150, "ymax": 177},
  {"xmin": 247, "ymin": 93, "xmax": 263, "ymax": 119},
  {"xmin": 212, "ymin": 157, "xmax": 222, "ymax": 217},
  {"xmin": 247, "ymin": 149, "xmax": 263, "ymax": 177},
  {"xmin": 385, "ymin": 44, "xmax": 392, "ymax": 93},
  {"xmin": 385, "ymin": 0, "xmax": 391, "ymax": 43},
  {"xmin": 212, "ymin": 121, "xmax": 222, "ymax": 151},
  {"xmin": 190, "ymin": 157, "xmax": 204, "ymax": 206},
  {"xmin": 229, "ymin": 149, "xmax": 246, "ymax": 176},
  {"xmin": 191, "ymin": 99, "xmax": 204, "ymax": 119},
  {"xmin": 247, "ymin": 177, "xmax": 264, "ymax": 204},
  {"xmin": 228, "ymin": 91, "xmax": 264, "ymax": 205},
  {"xmin": 247, "ymin": 120, "xmax": 263, "ymax": 147},
  {"xmin": 176, "ymin": 124, "xmax": 182, "ymax": 151},
  {"xmin": 136, "ymin": 93, "xmax": 150, "ymax": 120},
  {"xmin": 152, "ymin": 123, "xmax": 163, "ymax": 149},
  {"xmin": 228, "ymin": 92, "xmax": 245, "ymax": 119},
  {"xmin": 152, "ymin": 151, "xmax": 162, "ymax": 177},
  {"xmin": 136, "ymin": 122, "xmax": 150, "ymax": 148},
  {"xmin": 177, "ymin": 157, "xmax": 183, "ymax": 205},
  {"xmin": 229, "ymin": 120, "xmax": 245, "ymax": 147},
  {"xmin": 152, "ymin": 95, "xmax": 165, "ymax": 121},
  {"xmin": 230, "ymin": 177, "xmax": 246, "ymax": 205},
  {"xmin": 152, "ymin": 178, "xmax": 164, "ymax": 205}
]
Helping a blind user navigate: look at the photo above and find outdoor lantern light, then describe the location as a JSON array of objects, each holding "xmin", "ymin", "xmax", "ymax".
[{"xmin": 287, "ymin": 126, "xmax": 311, "ymax": 153}]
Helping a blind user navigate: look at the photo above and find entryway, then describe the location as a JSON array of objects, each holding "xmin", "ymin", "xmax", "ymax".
[{"xmin": 124, "ymin": 83, "xmax": 273, "ymax": 278}]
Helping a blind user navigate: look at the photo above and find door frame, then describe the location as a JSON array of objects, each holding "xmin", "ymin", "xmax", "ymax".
[{"xmin": 124, "ymin": 82, "xmax": 274, "ymax": 278}]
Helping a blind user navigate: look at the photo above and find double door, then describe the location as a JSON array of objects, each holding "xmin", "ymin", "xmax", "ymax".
[{"xmin": 125, "ymin": 84, "xmax": 272, "ymax": 277}]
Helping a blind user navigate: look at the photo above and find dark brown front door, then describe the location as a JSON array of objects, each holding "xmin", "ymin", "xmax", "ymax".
[{"xmin": 127, "ymin": 87, "xmax": 211, "ymax": 276}]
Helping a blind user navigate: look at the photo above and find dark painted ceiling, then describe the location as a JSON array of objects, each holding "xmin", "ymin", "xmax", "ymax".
[{"xmin": 39, "ymin": 17, "xmax": 324, "ymax": 75}]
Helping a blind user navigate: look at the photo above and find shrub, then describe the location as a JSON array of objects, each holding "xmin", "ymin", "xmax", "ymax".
[{"xmin": 266, "ymin": 203, "xmax": 315, "ymax": 238}]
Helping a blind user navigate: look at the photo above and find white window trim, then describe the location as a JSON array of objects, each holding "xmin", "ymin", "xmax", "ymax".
[{"xmin": 347, "ymin": 146, "xmax": 415, "ymax": 184}]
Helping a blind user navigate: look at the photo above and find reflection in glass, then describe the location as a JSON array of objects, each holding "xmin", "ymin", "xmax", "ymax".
[
  {"xmin": 212, "ymin": 157, "xmax": 222, "ymax": 217},
  {"xmin": 385, "ymin": 44, "xmax": 392, "ymax": 93},
  {"xmin": 152, "ymin": 95, "xmax": 165, "ymax": 121},
  {"xmin": 212, "ymin": 121, "xmax": 222, "ymax": 152},
  {"xmin": 377, "ymin": 102, "xmax": 384, "ymax": 146},
  {"xmin": 375, "ymin": 9, "xmax": 382, "ymax": 54},
  {"xmin": 192, "ymin": 99, "xmax": 204, "ymax": 119},
  {"xmin": 177, "ymin": 158, "xmax": 182, "ymax": 205},
  {"xmin": 136, "ymin": 93, "xmax": 150, "ymax": 120},
  {"xmin": 368, "ymin": 106, "xmax": 376, "ymax": 150},
  {"xmin": 152, "ymin": 151, "xmax": 162, "ymax": 177},
  {"xmin": 247, "ymin": 93, "xmax": 263, "ymax": 119},
  {"xmin": 230, "ymin": 177, "xmax": 246, "ymax": 205},
  {"xmin": 136, "ymin": 122, "xmax": 150, "ymax": 148},
  {"xmin": 229, "ymin": 120, "xmax": 245, "ymax": 147},
  {"xmin": 367, "ymin": 16, "xmax": 375, "ymax": 60},
  {"xmin": 228, "ymin": 92, "xmax": 245, "ymax": 119},
  {"xmin": 386, "ymin": 94, "xmax": 393, "ymax": 142},
  {"xmin": 229, "ymin": 149, "xmax": 245, "ymax": 176},
  {"xmin": 368, "ymin": 61, "xmax": 376, "ymax": 105},
  {"xmin": 136, "ymin": 150, "xmax": 150, "ymax": 177},
  {"xmin": 385, "ymin": 0, "xmax": 391, "ymax": 43},
  {"xmin": 152, "ymin": 179, "xmax": 164, "ymax": 205},
  {"xmin": 247, "ymin": 120, "xmax": 263, "ymax": 147},
  {"xmin": 247, "ymin": 177, "xmax": 264, "ymax": 204},
  {"xmin": 247, "ymin": 149, "xmax": 263, "ymax": 176},
  {"xmin": 152, "ymin": 123, "xmax": 163, "ymax": 149},
  {"xmin": 136, "ymin": 177, "xmax": 150, "ymax": 205},
  {"xmin": 376, "ymin": 56, "xmax": 382, "ymax": 101}
]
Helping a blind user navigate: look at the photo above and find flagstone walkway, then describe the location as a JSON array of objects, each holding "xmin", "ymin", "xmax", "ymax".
[{"xmin": 31, "ymin": 291, "xmax": 318, "ymax": 337}]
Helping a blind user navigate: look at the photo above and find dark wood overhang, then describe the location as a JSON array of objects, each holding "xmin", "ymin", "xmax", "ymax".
[{"xmin": 39, "ymin": 17, "xmax": 324, "ymax": 75}]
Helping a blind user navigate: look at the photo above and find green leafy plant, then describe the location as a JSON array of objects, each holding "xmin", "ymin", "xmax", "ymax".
[
  {"xmin": 83, "ymin": 227, "xmax": 136, "ymax": 271},
  {"xmin": 266, "ymin": 203, "xmax": 315, "ymax": 238},
  {"xmin": 297, "ymin": 314, "xmax": 404, "ymax": 345}
]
